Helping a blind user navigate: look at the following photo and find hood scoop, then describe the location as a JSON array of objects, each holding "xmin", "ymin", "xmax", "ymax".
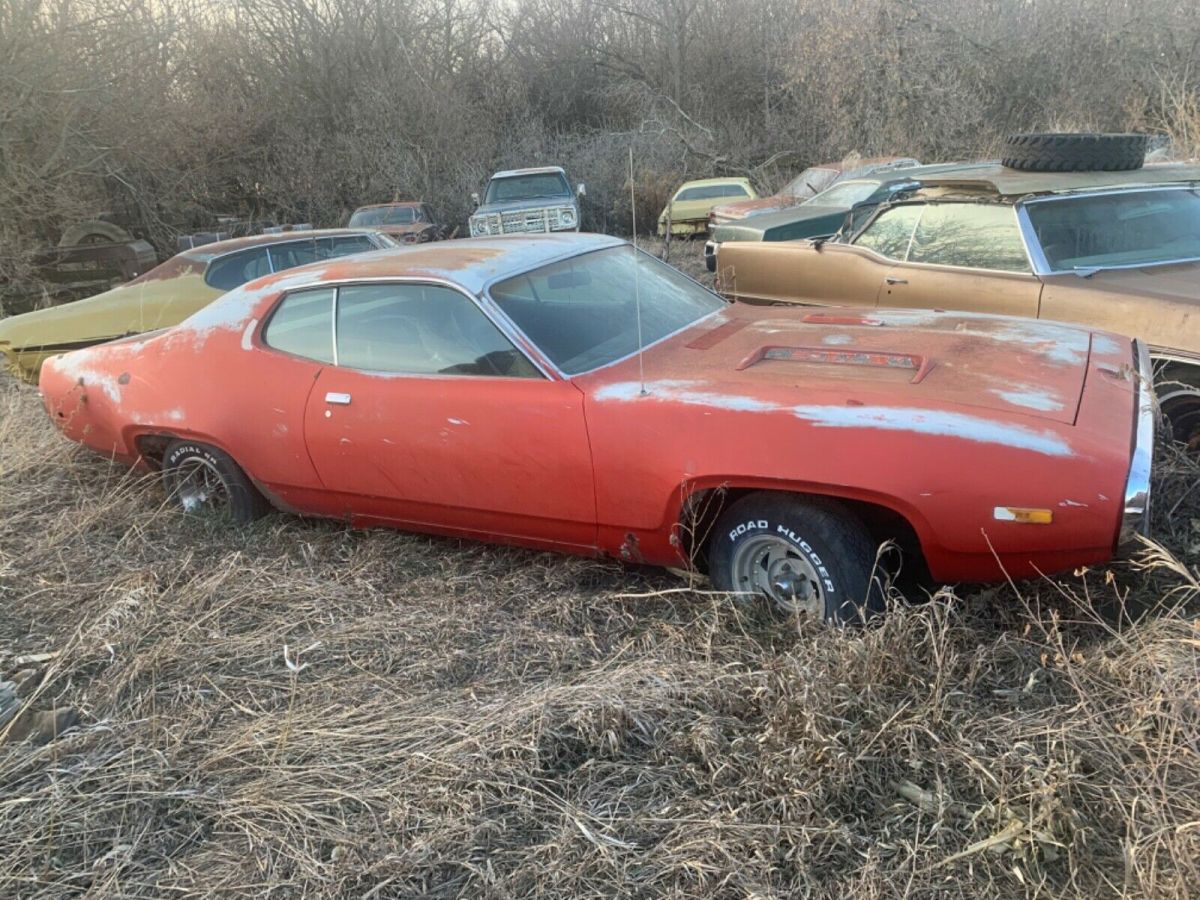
[{"xmin": 737, "ymin": 345, "xmax": 935, "ymax": 383}]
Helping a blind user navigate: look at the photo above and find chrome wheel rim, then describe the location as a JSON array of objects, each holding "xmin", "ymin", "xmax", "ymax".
[
  {"xmin": 173, "ymin": 458, "xmax": 230, "ymax": 514},
  {"xmin": 730, "ymin": 535, "xmax": 824, "ymax": 615}
]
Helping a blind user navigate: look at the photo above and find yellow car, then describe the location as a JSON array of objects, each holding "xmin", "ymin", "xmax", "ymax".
[
  {"xmin": 657, "ymin": 177, "xmax": 757, "ymax": 237},
  {"xmin": 0, "ymin": 229, "xmax": 395, "ymax": 383}
]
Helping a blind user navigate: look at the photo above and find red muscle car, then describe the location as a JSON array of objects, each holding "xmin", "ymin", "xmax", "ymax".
[{"xmin": 38, "ymin": 234, "xmax": 1153, "ymax": 623}]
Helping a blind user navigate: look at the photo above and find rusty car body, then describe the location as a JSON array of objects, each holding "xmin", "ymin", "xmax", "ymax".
[
  {"xmin": 658, "ymin": 178, "xmax": 757, "ymax": 237},
  {"xmin": 714, "ymin": 162, "xmax": 1200, "ymax": 443},
  {"xmin": 349, "ymin": 202, "xmax": 445, "ymax": 243},
  {"xmin": 37, "ymin": 234, "xmax": 1151, "ymax": 622},
  {"xmin": 0, "ymin": 229, "xmax": 395, "ymax": 383},
  {"xmin": 707, "ymin": 156, "xmax": 922, "ymax": 228}
]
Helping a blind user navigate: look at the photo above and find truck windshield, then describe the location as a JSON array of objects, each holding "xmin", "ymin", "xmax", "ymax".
[
  {"xmin": 484, "ymin": 173, "xmax": 571, "ymax": 204},
  {"xmin": 489, "ymin": 246, "xmax": 725, "ymax": 375},
  {"xmin": 1026, "ymin": 187, "xmax": 1200, "ymax": 272}
]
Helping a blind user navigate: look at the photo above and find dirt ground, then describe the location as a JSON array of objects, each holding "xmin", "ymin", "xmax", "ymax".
[{"xmin": 1, "ymin": 261, "xmax": 1199, "ymax": 896}]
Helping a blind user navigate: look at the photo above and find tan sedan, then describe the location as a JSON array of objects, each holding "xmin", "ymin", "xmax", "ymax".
[{"xmin": 715, "ymin": 163, "xmax": 1200, "ymax": 444}]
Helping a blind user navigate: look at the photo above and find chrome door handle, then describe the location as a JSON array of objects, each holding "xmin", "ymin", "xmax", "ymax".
[
  {"xmin": 325, "ymin": 392, "xmax": 352, "ymax": 405},
  {"xmin": 885, "ymin": 276, "xmax": 908, "ymax": 285}
]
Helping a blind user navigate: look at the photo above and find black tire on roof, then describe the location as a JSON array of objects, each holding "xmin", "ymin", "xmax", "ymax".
[{"xmin": 1001, "ymin": 133, "xmax": 1149, "ymax": 172}]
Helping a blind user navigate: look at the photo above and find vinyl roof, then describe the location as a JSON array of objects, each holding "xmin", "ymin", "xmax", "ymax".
[{"xmin": 914, "ymin": 162, "xmax": 1200, "ymax": 196}]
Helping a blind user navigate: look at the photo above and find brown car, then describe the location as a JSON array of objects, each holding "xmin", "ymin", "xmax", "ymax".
[
  {"xmin": 348, "ymin": 201, "xmax": 445, "ymax": 243},
  {"xmin": 715, "ymin": 160, "xmax": 1200, "ymax": 445}
]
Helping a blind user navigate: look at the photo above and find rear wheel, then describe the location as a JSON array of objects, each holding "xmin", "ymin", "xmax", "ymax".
[
  {"xmin": 162, "ymin": 440, "xmax": 270, "ymax": 524},
  {"xmin": 1159, "ymin": 384, "xmax": 1200, "ymax": 451},
  {"xmin": 709, "ymin": 494, "xmax": 887, "ymax": 624}
]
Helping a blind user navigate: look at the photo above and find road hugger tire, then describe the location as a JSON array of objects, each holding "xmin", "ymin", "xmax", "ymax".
[{"xmin": 709, "ymin": 494, "xmax": 887, "ymax": 625}]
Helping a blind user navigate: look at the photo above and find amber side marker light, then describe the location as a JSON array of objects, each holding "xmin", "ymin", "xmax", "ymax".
[{"xmin": 993, "ymin": 506, "xmax": 1054, "ymax": 525}]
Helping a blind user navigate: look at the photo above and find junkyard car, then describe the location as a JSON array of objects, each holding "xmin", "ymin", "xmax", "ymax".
[
  {"xmin": 707, "ymin": 156, "xmax": 921, "ymax": 228},
  {"xmin": 703, "ymin": 163, "xmax": 969, "ymax": 272},
  {"xmin": 39, "ymin": 234, "xmax": 1152, "ymax": 623},
  {"xmin": 0, "ymin": 229, "xmax": 394, "ymax": 382},
  {"xmin": 469, "ymin": 167, "xmax": 585, "ymax": 236},
  {"xmin": 657, "ymin": 178, "xmax": 757, "ymax": 237},
  {"xmin": 715, "ymin": 161, "xmax": 1200, "ymax": 445},
  {"xmin": 348, "ymin": 202, "xmax": 445, "ymax": 243}
]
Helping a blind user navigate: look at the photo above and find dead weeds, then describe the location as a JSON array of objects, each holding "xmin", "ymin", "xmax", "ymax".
[{"xmin": 1, "ymin": 375, "xmax": 1198, "ymax": 898}]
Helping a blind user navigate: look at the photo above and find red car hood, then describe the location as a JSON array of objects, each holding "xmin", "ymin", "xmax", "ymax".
[
  {"xmin": 710, "ymin": 193, "xmax": 804, "ymax": 223},
  {"xmin": 580, "ymin": 306, "xmax": 1106, "ymax": 431}
]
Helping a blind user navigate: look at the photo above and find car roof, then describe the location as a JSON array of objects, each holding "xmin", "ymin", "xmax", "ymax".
[
  {"xmin": 181, "ymin": 228, "xmax": 384, "ymax": 262},
  {"xmin": 353, "ymin": 201, "xmax": 424, "ymax": 211},
  {"xmin": 676, "ymin": 177, "xmax": 754, "ymax": 188},
  {"xmin": 271, "ymin": 233, "xmax": 626, "ymax": 295},
  {"xmin": 490, "ymin": 166, "xmax": 568, "ymax": 179},
  {"xmin": 913, "ymin": 162, "xmax": 1200, "ymax": 196}
]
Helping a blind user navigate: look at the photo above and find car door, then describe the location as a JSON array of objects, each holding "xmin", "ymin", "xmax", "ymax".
[
  {"xmin": 300, "ymin": 281, "xmax": 598, "ymax": 551},
  {"xmin": 870, "ymin": 202, "xmax": 1042, "ymax": 317}
]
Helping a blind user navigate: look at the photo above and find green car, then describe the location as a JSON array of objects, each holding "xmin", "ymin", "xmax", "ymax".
[{"xmin": 704, "ymin": 163, "xmax": 973, "ymax": 272}]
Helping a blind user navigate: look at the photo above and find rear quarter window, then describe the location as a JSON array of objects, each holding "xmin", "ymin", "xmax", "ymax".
[
  {"xmin": 262, "ymin": 287, "xmax": 335, "ymax": 363},
  {"xmin": 204, "ymin": 248, "xmax": 272, "ymax": 291}
]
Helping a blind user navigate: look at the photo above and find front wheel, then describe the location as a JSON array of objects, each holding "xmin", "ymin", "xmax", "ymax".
[
  {"xmin": 709, "ymin": 494, "xmax": 887, "ymax": 624},
  {"xmin": 161, "ymin": 440, "xmax": 270, "ymax": 524}
]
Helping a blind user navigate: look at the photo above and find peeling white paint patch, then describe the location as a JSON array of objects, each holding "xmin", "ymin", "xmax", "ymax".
[
  {"xmin": 273, "ymin": 423, "xmax": 289, "ymax": 437},
  {"xmin": 990, "ymin": 387, "xmax": 1065, "ymax": 412},
  {"xmin": 821, "ymin": 334, "xmax": 853, "ymax": 346},
  {"xmin": 241, "ymin": 318, "xmax": 259, "ymax": 351},
  {"xmin": 1091, "ymin": 334, "xmax": 1124, "ymax": 357},
  {"xmin": 595, "ymin": 379, "xmax": 778, "ymax": 412},
  {"xmin": 447, "ymin": 417, "xmax": 470, "ymax": 426},
  {"xmin": 47, "ymin": 354, "xmax": 123, "ymax": 403},
  {"xmin": 166, "ymin": 409, "xmax": 185, "ymax": 422},
  {"xmin": 1059, "ymin": 499, "xmax": 1088, "ymax": 508},
  {"xmin": 791, "ymin": 405, "xmax": 1074, "ymax": 458}
]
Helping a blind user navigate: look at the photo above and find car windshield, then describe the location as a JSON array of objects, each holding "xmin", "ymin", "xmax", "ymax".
[
  {"xmin": 1025, "ymin": 187, "xmax": 1200, "ymax": 272},
  {"xmin": 489, "ymin": 246, "xmax": 726, "ymax": 375},
  {"xmin": 484, "ymin": 173, "xmax": 571, "ymax": 204},
  {"xmin": 783, "ymin": 167, "xmax": 839, "ymax": 197},
  {"xmin": 674, "ymin": 183, "xmax": 749, "ymax": 202},
  {"xmin": 350, "ymin": 206, "xmax": 418, "ymax": 226},
  {"xmin": 804, "ymin": 179, "xmax": 881, "ymax": 208}
]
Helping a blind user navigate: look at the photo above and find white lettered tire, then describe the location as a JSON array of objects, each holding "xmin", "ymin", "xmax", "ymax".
[
  {"xmin": 709, "ymin": 494, "xmax": 886, "ymax": 624},
  {"xmin": 161, "ymin": 440, "xmax": 270, "ymax": 524}
]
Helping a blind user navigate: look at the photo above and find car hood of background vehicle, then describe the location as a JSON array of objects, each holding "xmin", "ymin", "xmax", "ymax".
[
  {"xmin": 582, "ymin": 305, "xmax": 1100, "ymax": 427},
  {"xmin": 0, "ymin": 274, "xmax": 217, "ymax": 351},
  {"xmin": 474, "ymin": 197, "xmax": 574, "ymax": 216},
  {"xmin": 712, "ymin": 204, "xmax": 850, "ymax": 242},
  {"xmin": 1046, "ymin": 260, "xmax": 1200, "ymax": 302},
  {"xmin": 710, "ymin": 193, "xmax": 806, "ymax": 222}
]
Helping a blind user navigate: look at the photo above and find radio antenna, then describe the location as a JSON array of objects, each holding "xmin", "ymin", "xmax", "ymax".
[{"xmin": 629, "ymin": 146, "xmax": 647, "ymax": 396}]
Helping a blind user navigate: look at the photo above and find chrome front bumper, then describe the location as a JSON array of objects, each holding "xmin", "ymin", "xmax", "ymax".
[{"xmin": 1119, "ymin": 340, "xmax": 1155, "ymax": 547}]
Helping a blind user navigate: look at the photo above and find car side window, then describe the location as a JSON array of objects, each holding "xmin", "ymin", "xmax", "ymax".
[
  {"xmin": 263, "ymin": 288, "xmax": 335, "ymax": 363},
  {"xmin": 327, "ymin": 235, "xmax": 378, "ymax": 257},
  {"xmin": 267, "ymin": 239, "xmax": 321, "ymax": 272},
  {"xmin": 204, "ymin": 248, "xmax": 272, "ymax": 290},
  {"xmin": 908, "ymin": 204, "xmax": 1030, "ymax": 272},
  {"xmin": 335, "ymin": 283, "xmax": 540, "ymax": 378},
  {"xmin": 853, "ymin": 205, "xmax": 923, "ymax": 260}
]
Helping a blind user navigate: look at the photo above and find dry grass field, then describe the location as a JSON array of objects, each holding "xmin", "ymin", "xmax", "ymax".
[{"xmin": 1, "ymin": 299, "xmax": 1199, "ymax": 896}]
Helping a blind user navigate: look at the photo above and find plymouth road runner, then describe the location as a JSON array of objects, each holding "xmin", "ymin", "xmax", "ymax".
[{"xmin": 38, "ymin": 234, "xmax": 1153, "ymax": 623}]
